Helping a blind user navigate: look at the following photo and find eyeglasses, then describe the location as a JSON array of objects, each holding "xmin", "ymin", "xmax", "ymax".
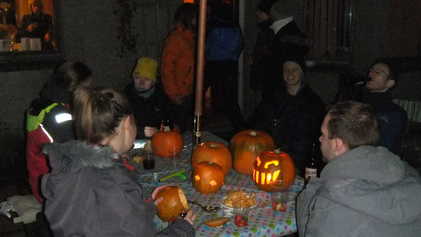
[{"xmin": 369, "ymin": 68, "xmax": 389, "ymax": 77}]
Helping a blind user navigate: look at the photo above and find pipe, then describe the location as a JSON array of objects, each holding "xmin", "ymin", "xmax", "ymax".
[{"xmin": 193, "ymin": 0, "xmax": 207, "ymax": 145}]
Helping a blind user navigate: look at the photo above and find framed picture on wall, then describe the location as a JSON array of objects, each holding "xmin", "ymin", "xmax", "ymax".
[{"xmin": 0, "ymin": 0, "xmax": 62, "ymax": 71}]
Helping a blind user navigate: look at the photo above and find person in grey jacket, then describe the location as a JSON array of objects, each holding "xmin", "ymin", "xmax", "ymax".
[
  {"xmin": 297, "ymin": 100, "xmax": 421, "ymax": 237},
  {"xmin": 41, "ymin": 87, "xmax": 195, "ymax": 237}
]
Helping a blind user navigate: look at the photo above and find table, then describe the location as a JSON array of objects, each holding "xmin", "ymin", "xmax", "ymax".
[{"xmin": 134, "ymin": 132, "xmax": 304, "ymax": 237}]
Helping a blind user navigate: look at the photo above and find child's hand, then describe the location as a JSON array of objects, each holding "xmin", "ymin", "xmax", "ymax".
[{"xmin": 183, "ymin": 209, "xmax": 196, "ymax": 225}]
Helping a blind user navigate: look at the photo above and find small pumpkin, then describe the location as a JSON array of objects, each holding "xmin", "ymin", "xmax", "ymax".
[
  {"xmin": 193, "ymin": 161, "xmax": 225, "ymax": 194},
  {"xmin": 192, "ymin": 141, "xmax": 232, "ymax": 175},
  {"xmin": 155, "ymin": 185, "xmax": 189, "ymax": 222},
  {"xmin": 230, "ymin": 130, "xmax": 275, "ymax": 175},
  {"xmin": 252, "ymin": 149, "xmax": 296, "ymax": 192},
  {"xmin": 151, "ymin": 129, "xmax": 184, "ymax": 158}
]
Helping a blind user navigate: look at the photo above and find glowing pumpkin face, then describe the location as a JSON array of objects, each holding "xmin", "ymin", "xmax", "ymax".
[
  {"xmin": 192, "ymin": 162, "xmax": 224, "ymax": 194},
  {"xmin": 252, "ymin": 150, "xmax": 296, "ymax": 192}
]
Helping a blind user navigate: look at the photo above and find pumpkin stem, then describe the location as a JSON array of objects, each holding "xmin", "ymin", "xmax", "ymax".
[
  {"xmin": 249, "ymin": 131, "xmax": 257, "ymax": 136},
  {"xmin": 274, "ymin": 148, "xmax": 281, "ymax": 154}
]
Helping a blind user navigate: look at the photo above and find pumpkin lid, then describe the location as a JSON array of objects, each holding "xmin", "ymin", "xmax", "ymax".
[{"xmin": 177, "ymin": 187, "xmax": 189, "ymax": 210}]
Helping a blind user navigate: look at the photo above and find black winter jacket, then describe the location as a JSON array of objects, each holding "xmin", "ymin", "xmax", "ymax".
[
  {"xmin": 124, "ymin": 83, "xmax": 173, "ymax": 138},
  {"xmin": 251, "ymin": 85, "xmax": 325, "ymax": 174}
]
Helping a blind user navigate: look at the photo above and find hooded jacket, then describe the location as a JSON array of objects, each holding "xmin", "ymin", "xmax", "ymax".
[
  {"xmin": 161, "ymin": 25, "xmax": 195, "ymax": 103},
  {"xmin": 297, "ymin": 146, "xmax": 421, "ymax": 237},
  {"xmin": 41, "ymin": 141, "xmax": 195, "ymax": 237},
  {"xmin": 26, "ymin": 78, "xmax": 74, "ymax": 203}
]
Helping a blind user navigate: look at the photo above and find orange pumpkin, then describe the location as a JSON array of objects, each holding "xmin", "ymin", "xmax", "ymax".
[
  {"xmin": 155, "ymin": 185, "xmax": 189, "ymax": 222},
  {"xmin": 151, "ymin": 130, "xmax": 183, "ymax": 158},
  {"xmin": 193, "ymin": 162, "xmax": 225, "ymax": 194},
  {"xmin": 252, "ymin": 150, "xmax": 296, "ymax": 192},
  {"xmin": 192, "ymin": 141, "xmax": 232, "ymax": 175},
  {"xmin": 230, "ymin": 130, "xmax": 275, "ymax": 175}
]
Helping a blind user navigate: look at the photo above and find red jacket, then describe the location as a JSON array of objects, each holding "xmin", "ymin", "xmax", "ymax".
[{"xmin": 26, "ymin": 102, "xmax": 74, "ymax": 202}]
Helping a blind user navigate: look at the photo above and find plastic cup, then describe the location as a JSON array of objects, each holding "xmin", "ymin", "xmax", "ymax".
[
  {"xmin": 271, "ymin": 192, "xmax": 291, "ymax": 212},
  {"xmin": 143, "ymin": 151, "xmax": 155, "ymax": 170}
]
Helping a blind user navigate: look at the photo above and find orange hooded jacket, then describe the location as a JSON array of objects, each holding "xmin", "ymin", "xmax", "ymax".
[{"xmin": 161, "ymin": 25, "xmax": 196, "ymax": 103}]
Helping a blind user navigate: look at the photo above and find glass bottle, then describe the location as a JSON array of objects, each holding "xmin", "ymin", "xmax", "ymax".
[
  {"xmin": 160, "ymin": 119, "xmax": 170, "ymax": 132},
  {"xmin": 305, "ymin": 143, "xmax": 318, "ymax": 182},
  {"xmin": 271, "ymin": 118, "xmax": 281, "ymax": 147}
]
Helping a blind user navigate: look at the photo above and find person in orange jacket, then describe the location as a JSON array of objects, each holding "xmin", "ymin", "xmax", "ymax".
[{"xmin": 161, "ymin": 3, "xmax": 197, "ymax": 132}]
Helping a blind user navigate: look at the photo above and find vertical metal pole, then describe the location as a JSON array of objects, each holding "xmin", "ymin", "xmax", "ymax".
[
  {"xmin": 238, "ymin": 0, "xmax": 245, "ymax": 112},
  {"xmin": 193, "ymin": 0, "xmax": 207, "ymax": 146}
]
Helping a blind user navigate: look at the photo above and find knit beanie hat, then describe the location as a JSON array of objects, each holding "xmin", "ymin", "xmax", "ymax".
[
  {"xmin": 257, "ymin": 0, "xmax": 277, "ymax": 14},
  {"xmin": 270, "ymin": 0, "xmax": 297, "ymax": 21},
  {"xmin": 282, "ymin": 57, "xmax": 306, "ymax": 72},
  {"xmin": 133, "ymin": 57, "xmax": 158, "ymax": 81}
]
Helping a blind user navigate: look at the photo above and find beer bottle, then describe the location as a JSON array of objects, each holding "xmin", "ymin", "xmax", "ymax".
[
  {"xmin": 160, "ymin": 120, "xmax": 171, "ymax": 132},
  {"xmin": 305, "ymin": 143, "xmax": 318, "ymax": 182}
]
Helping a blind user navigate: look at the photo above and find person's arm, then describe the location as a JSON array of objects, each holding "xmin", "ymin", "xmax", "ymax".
[
  {"xmin": 88, "ymin": 173, "xmax": 195, "ymax": 237},
  {"xmin": 156, "ymin": 218, "xmax": 195, "ymax": 237}
]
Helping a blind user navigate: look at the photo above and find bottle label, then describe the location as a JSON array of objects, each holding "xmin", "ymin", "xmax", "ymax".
[{"xmin": 305, "ymin": 168, "xmax": 317, "ymax": 180}]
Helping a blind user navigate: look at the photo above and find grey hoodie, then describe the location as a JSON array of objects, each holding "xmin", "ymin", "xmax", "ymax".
[
  {"xmin": 41, "ymin": 140, "xmax": 194, "ymax": 237},
  {"xmin": 297, "ymin": 145, "xmax": 421, "ymax": 237}
]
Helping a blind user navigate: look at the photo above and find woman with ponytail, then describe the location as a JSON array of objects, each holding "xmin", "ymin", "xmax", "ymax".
[{"xmin": 41, "ymin": 87, "xmax": 195, "ymax": 237}]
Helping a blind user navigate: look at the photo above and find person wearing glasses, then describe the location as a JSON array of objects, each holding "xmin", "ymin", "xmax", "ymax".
[{"xmin": 361, "ymin": 61, "xmax": 408, "ymax": 155}]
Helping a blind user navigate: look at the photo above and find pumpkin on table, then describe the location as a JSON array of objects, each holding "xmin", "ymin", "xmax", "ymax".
[
  {"xmin": 191, "ymin": 141, "xmax": 232, "ymax": 175},
  {"xmin": 151, "ymin": 129, "xmax": 183, "ymax": 158},
  {"xmin": 252, "ymin": 149, "xmax": 296, "ymax": 192},
  {"xmin": 154, "ymin": 185, "xmax": 189, "ymax": 222},
  {"xmin": 230, "ymin": 130, "xmax": 275, "ymax": 175},
  {"xmin": 193, "ymin": 161, "xmax": 225, "ymax": 194}
]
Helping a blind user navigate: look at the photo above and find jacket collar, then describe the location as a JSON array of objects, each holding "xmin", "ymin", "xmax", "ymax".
[{"xmin": 43, "ymin": 140, "xmax": 119, "ymax": 174}]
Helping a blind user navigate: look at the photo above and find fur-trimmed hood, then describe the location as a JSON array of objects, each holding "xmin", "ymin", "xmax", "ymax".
[{"xmin": 43, "ymin": 140, "xmax": 119, "ymax": 174}]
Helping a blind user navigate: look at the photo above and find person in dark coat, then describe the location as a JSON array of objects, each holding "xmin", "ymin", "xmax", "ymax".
[
  {"xmin": 19, "ymin": 0, "xmax": 51, "ymax": 39},
  {"xmin": 26, "ymin": 61, "xmax": 92, "ymax": 203},
  {"xmin": 124, "ymin": 57, "xmax": 172, "ymax": 138},
  {"xmin": 250, "ymin": 0, "xmax": 276, "ymax": 92},
  {"xmin": 259, "ymin": 0, "xmax": 310, "ymax": 98},
  {"xmin": 205, "ymin": 2, "xmax": 247, "ymax": 132},
  {"xmin": 361, "ymin": 61, "xmax": 408, "ymax": 155},
  {"xmin": 251, "ymin": 59, "xmax": 325, "ymax": 175},
  {"xmin": 42, "ymin": 87, "xmax": 196, "ymax": 237}
]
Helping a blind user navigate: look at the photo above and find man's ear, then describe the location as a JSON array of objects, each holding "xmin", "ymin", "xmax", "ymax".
[
  {"xmin": 386, "ymin": 79, "xmax": 395, "ymax": 89},
  {"xmin": 333, "ymin": 137, "xmax": 348, "ymax": 156},
  {"xmin": 122, "ymin": 116, "xmax": 132, "ymax": 131}
]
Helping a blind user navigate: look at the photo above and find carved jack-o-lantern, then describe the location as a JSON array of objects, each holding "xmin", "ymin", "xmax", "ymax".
[
  {"xmin": 155, "ymin": 185, "xmax": 189, "ymax": 222},
  {"xmin": 230, "ymin": 130, "xmax": 275, "ymax": 175},
  {"xmin": 252, "ymin": 150, "xmax": 296, "ymax": 192},
  {"xmin": 193, "ymin": 161, "xmax": 224, "ymax": 194}
]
